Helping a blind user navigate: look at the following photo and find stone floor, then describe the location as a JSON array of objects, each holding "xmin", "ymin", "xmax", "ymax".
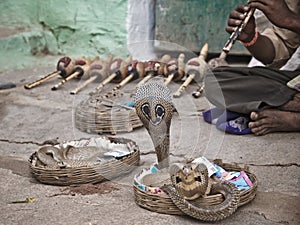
[{"xmin": 0, "ymin": 64, "xmax": 299, "ymax": 225}]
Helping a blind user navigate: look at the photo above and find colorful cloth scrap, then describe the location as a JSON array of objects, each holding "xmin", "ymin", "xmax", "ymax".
[{"xmin": 213, "ymin": 163, "xmax": 253, "ymax": 190}]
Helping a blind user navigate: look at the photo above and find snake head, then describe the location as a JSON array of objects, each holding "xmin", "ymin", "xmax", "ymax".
[
  {"xmin": 169, "ymin": 162, "xmax": 210, "ymax": 200},
  {"xmin": 170, "ymin": 163, "xmax": 207, "ymax": 183},
  {"xmin": 134, "ymin": 77, "xmax": 174, "ymax": 129}
]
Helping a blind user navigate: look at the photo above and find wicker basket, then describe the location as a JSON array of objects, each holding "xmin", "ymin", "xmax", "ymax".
[
  {"xmin": 75, "ymin": 91, "xmax": 143, "ymax": 134},
  {"xmin": 133, "ymin": 159, "xmax": 257, "ymax": 215},
  {"xmin": 29, "ymin": 137, "xmax": 140, "ymax": 185}
]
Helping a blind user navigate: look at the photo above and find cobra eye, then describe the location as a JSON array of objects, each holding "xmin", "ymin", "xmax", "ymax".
[
  {"xmin": 155, "ymin": 105, "xmax": 165, "ymax": 117},
  {"xmin": 141, "ymin": 103, "xmax": 151, "ymax": 119}
]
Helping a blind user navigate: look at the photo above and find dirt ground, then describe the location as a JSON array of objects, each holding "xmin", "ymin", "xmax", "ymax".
[{"xmin": 0, "ymin": 64, "xmax": 299, "ymax": 225}]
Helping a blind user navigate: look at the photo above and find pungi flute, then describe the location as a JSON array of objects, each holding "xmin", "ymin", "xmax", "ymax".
[
  {"xmin": 90, "ymin": 55, "xmax": 132, "ymax": 94},
  {"xmin": 70, "ymin": 56, "xmax": 112, "ymax": 95},
  {"xmin": 135, "ymin": 54, "xmax": 171, "ymax": 89},
  {"xmin": 163, "ymin": 53, "xmax": 185, "ymax": 86},
  {"xmin": 102, "ymin": 60, "xmax": 144, "ymax": 98},
  {"xmin": 173, "ymin": 43, "xmax": 208, "ymax": 98},
  {"xmin": 24, "ymin": 56, "xmax": 75, "ymax": 89},
  {"xmin": 208, "ymin": 6, "xmax": 255, "ymax": 68},
  {"xmin": 51, "ymin": 57, "xmax": 96, "ymax": 90}
]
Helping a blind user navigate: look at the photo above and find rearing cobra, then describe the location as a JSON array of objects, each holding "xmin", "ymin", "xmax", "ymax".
[
  {"xmin": 134, "ymin": 77, "xmax": 240, "ymax": 221},
  {"xmin": 134, "ymin": 77, "xmax": 174, "ymax": 169}
]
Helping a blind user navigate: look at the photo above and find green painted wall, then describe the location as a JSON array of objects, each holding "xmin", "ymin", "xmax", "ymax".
[
  {"xmin": 155, "ymin": 0, "xmax": 249, "ymax": 54},
  {"xmin": 0, "ymin": 0, "xmax": 128, "ymax": 70}
]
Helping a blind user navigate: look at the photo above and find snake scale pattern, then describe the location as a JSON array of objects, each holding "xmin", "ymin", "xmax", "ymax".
[{"xmin": 134, "ymin": 78, "xmax": 240, "ymax": 221}]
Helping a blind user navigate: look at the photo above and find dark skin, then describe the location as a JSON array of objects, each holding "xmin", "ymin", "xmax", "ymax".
[
  {"xmin": 248, "ymin": 0, "xmax": 300, "ymax": 33},
  {"xmin": 226, "ymin": 0, "xmax": 300, "ymax": 64},
  {"xmin": 226, "ymin": 0, "xmax": 300, "ymax": 135}
]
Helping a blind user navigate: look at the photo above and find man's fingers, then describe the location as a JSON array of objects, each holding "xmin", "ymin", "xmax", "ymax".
[
  {"xmin": 227, "ymin": 18, "xmax": 242, "ymax": 27},
  {"xmin": 248, "ymin": 2, "xmax": 268, "ymax": 12},
  {"xmin": 230, "ymin": 5, "xmax": 248, "ymax": 18},
  {"xmin": 225, "ymin": 26, "xmax": 237, "ymax": 34},
  {"xmin": 247, "ymin": 0, "xmax": 268, "ymax": 6}
]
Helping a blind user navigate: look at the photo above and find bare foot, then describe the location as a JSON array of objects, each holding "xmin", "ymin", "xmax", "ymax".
[{"xmin": 248, "ymin": 109, "xmax": 300, "ymax": 135}]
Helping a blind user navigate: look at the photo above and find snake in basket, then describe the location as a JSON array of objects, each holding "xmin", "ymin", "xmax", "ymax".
[
  {"xmin": 34, "ymin": 145, "xmax": 105, "ymax": 168},
  {"xmin": 134, "ymin": 77, "xmax": 240, "ymax": 221}
]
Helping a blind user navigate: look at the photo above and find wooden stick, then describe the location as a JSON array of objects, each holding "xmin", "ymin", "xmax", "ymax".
[
  {"xmin": 112, "ymin": 73, "xmax": 136, "ymax": 91},
  {"xmin": 92, "ymin": 72, "xmax": 118, "ymax": 93},
  {"xmin": 164, "ymin": 73, "xmax": 175, "ymax": 86},
  {"xmin": 173, "ymin": 43, "xmax": 208, "ymax": 97},
  {"xmin": 70, "ymin": 75, "xmax": 98, "ymax": 95},
  {"xmin": 24, "ymin": 71, "xmax": 60, "ymax": 89},
  {"xmin": 135, "ymin": 73, "xmax": 153, "ymax": 89},
  {"xmin": 51, "ymin": 70, "xmax": 81, "ymax": 90},
  {"xmin": 173, "ymin": 74, "xmax": 195, "ymax": 98},
  {"xmin": 192, "ymin": 83, "xmax": 205, "ymax": 98}
]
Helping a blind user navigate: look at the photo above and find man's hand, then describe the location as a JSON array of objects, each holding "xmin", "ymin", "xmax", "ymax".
[
  {"xmin": 225, "ymin": 5, "xmax": 256, "ymax": 43},
  {"xmin": 248, "ymin": 0, "xmax": 300, "ymax": 34}
]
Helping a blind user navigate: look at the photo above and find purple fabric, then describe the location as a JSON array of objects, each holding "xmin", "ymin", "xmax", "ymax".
[
  {"xmin": 203, "ymin": 108, "xmax": 252, "ymax": 135},
  {"xmin": 202, "ymin": 107, "xmax": 224, "ymax": 124}
]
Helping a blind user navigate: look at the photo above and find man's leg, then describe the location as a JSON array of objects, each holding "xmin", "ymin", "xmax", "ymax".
[{"xmin": 204, "ymin": 67, "xmax": 299, "ymax": 114}]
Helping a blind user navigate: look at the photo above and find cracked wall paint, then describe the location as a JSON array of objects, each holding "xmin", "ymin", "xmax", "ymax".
[{"xmin": 0, "ymin": 0, "xmax": 128, "ymax": 70}]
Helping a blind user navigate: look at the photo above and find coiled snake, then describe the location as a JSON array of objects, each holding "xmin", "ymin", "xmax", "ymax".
[
  {"xmin": 34, "ymin": 145, "xmax": 104, "ymax": 168},
  {"xmin": 134, "ymin": 78, "xmax": 240, "ymax": 221}
]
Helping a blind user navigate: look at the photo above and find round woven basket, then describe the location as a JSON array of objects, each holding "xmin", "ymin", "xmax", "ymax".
[
  {"xmin": 29, "ymin": 136, "xmax": 140, "ymax": 185},
  {"xmin": 75, "ymin": 91, "xmax": 143, "ymax": 134},
  {"xmin": 133, "ymin": 159, "xmax": 257, "ymax": 215}
]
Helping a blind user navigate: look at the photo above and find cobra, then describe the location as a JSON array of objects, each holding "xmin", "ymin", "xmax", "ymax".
[
  {"xmin": 134, "ymin": 78, "xmax": 240, "ymax": 221},
  {"xmin": 134, "ymin": 77, "xmax": 174, "ymax": 169}
]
